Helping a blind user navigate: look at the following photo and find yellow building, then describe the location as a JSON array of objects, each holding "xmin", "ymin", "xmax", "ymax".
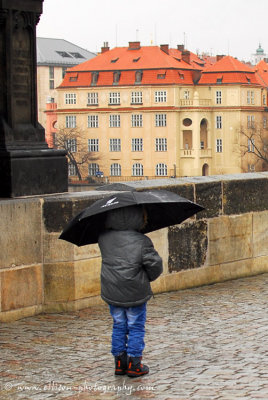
[{"xmin": 56, "ymin": 42, "xmax": 268, "ymax": 180}]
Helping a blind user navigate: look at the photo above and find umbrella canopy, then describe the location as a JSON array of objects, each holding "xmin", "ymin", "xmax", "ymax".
[{"xmin": 59, "ymin": 190, "xmax": 204, "ymax": 246}]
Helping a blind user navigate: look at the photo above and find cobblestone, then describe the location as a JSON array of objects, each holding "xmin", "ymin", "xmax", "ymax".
[{"xmin": 0, "ymin": 273, "xmax": 268, "ymax": 399}]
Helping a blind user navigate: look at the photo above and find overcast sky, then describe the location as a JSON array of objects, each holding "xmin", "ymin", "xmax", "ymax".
[{"xmin": 37, "ymin": 0, "xmax": 267, "ymax": 61}]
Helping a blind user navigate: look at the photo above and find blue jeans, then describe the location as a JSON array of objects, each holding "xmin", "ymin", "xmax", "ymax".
[{"xmin": 109, "ymin": 303, "xmax": 147, "ymax": 357}]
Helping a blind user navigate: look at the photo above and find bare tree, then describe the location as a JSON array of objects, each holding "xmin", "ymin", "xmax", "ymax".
[
  {"xmin": 54, "ymin": 127, "xmax": 99, "ymax": 181},
  {"xmin": 239, "ymin": 124, "xmax": 268, "ymax": 172}
]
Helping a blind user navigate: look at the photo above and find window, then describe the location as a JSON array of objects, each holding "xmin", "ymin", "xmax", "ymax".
[
  {"xmin": 131, "ymin": 114, "xmax": 143, "ymax": 127},
  {"xmin": 131, "ymin": 91, "xmax": 143, "ymax": 104},
  {"xmin": 88, "ymin": 139, "xmax": 99, "ymax": 152},
  {"xmin": 216, "ymin": 91, "xmax": 222, "ymax": 104},
  {"xmin": 155, "ymin": 114, "xmax": 167, "ymax": 127},
  {"xmin": 132, "ymin": 138, "xmax": 143, "ymax": 152},
  {"xmin": 183, "ymin": 90, "xmax": 190, "ymax": 100},
  {"xmin": 65, "ymin": 93, "xmax": 76, "ymax": 105},
  {"xmin": 88, "ymin": 163, "xmax": 99, "ymax": 176},
  {"xmin": 88, "ymin": 115, "xmax": 99, "ymax": 128},
  {"xmin": 156, "ymin": 163, "xmax": 167, "ymax": 176},
  {"xmin": 200, "ymin": 141, "xmax": 205, "ymax": 150},
  {"xmin": 113, "ymin": 71, "xmax": 121, "ymax": 84},
  {"xmin": 66, "ymin": 139, "xmax": 77, "ymax": 152},
  {"xmin": 132, "ymin": 163, "xmax": 143, "ymax": 176},
  {"xmin": 91, "ymin": 72, "xmax": 99, "ymax": 85},
  {"xmin": 248, "ymin": 164, "xmax": 255, "ymax": 172},
  {"xmin": 248, "ymin": 138, "xmax": 255, "ymax": 152},
  {"xmin": 216, "ymin": 116, "xmax": 222, "ymax": 129},
  {"xmin": 88, "ymin": 92, "xmax": 98, "ymax": 105},
  {"xmin": 263, "ymin": 117, "xmax": 267, "ymax": 128},
  {"xmin": 49, "ymin": 66, "xmax": 54, "ymax": 89},
  {"xmin": 155, "ymin": 91, "xmax": 167, "ymax": 103},
  {"xmin": 247, "ymin": 115, "xmax": 255, "ymax": 128},
  {"xmin": 216, "ymin": 139, "xmax": 222, "ymax": 153},
  {"xmin": 62, "ymin": 67, "xmax": 67, "ymax": 79},
  {"xmin": 109, "ymin": 115, "xmax": 120, "ymax": 127},
  {"xmin": 110, "ymin": 138, "xmax": 121, "ymax": 152},
  {"xmin": 135, "ymin": 70, "xmax": 143, "ymax": 83},
  {"xmin": 109, "ymin": 92, "xmax": 120, "ymax": 105},
  {"xmin": 68, "ymin": 163, "xmax": 77, "ymax": 176},
  {"xmin": 247, "ymin": 90, "xmax": 255, "ymax": 104},
  {"xmin": 263, "ymin": 94, "xmax": 267, "ymax": 105},
  {"xmin": 155, "ymin": 138, "xmax": 167, "ymax": 151},
  {"xmin": 65, "ymin": 115, "xmax": 76, "ymax": 128},
  {"xmin": 110, "ymin": 163, "xmax": 121, "ymax": 176}
]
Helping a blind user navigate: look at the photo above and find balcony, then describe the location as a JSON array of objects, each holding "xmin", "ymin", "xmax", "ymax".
[
  {"xmin": 179, "ymin": 99, "xmax": 211, "ymax": 107},
  {"xmin": 180, "ymin": 148, "xmax": 212, "ymax": 158}
]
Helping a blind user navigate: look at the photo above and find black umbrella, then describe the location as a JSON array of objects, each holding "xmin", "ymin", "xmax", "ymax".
[{"xmin": 59, "ymin": 190, "xmax": 204, "ymax": 246}]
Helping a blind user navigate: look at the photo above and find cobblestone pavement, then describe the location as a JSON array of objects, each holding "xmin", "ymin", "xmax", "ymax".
[{"xmin": 0, "ymin": 273, "xmax": 268, "ymax": 400}]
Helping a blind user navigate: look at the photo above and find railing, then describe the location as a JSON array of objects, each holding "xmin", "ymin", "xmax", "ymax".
[
  {"xmin": 180, "ymin": 148, "xmax": 212, "ymax": 158},
  {"xmin": 180, "ymin": 149, "xmax": 195, "ymax": 157},
  {"xmin": 179, "ymin": 99, "xmax": 211, "ymax": 107}
]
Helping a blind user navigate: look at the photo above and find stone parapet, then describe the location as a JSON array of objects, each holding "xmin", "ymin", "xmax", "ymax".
[{"xmin": 0, "ymin": 172, "xmax": 267, "ymax": 321}]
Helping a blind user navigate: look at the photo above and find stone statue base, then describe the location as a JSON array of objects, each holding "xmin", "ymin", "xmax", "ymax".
[{"xmin": 0, "ymin": 148, "xmax": 68, "ymax": 197}]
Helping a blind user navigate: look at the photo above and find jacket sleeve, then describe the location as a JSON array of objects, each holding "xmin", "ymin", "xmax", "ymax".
[{"xmin": 141, "ymin": 236, "xmax": 163, "ymax": 282}]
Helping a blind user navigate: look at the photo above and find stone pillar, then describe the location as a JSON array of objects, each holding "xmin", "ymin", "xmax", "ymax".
[{"xmin": 0, "ymin": 0, "xmax": 68, "ymax": 197}]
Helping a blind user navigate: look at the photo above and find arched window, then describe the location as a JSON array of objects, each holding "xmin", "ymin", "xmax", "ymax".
[
  {"xmin": 88, "ymin": 163, "xmax": 99, "ymax": 176},
  {"xmin": 110, "ymin": 163, "xmax": 121, "ymax": 176},
  {"xmin": 132, "ymin": 163, "xmax": 143, "ymax": 176},
  {"xmin": 156, "ymin": 163, "xmax": 167, "ymax": 176}
]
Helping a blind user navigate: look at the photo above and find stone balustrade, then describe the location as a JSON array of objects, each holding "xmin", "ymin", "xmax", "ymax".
[{"xmin": 0, "ymin": 172, "xmax": 267, "ymax": 322}]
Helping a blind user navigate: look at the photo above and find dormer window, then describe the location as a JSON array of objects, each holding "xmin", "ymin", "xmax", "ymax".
[
  {"xmin": 135, "ymin": 70, "xmax": 143, "ymax": 84},
  {"xmin": 91, "ymin": 72, "xmax": 99, "ymax": 86},
  {"xmin": 113, "ymin": 71, "xmax": 121, "ymax": 84},
  {"xmin": 133, "ymin": 57, "xmax": 140, "ymax": 62},
  {"xmin": 216, "ymin": 75, "xmax": 222, "ymax": 84},
  {"xmin": 111, "ymin": 57, "xmax": 119, "ymax": 63}
]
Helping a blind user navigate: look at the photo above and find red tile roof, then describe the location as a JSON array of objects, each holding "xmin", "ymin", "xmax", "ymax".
[
  {"xmin": 199, "ymin": 55, "xmax": 260, "ymax": 85},
  {"xmin": 69, "ymin": 45, "xmax": 198, "ymax": 72},
  {"xmin": 255, "ymin": 60, "xmax": 268, "ymax": 86},
  {"xmin": 58, "ymin": 44, "xmax": 202, "ymax": 88}
]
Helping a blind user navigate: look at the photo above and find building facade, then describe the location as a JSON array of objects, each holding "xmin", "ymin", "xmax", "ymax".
[
  {"xmin": 37, "ymin": 38, "xmax": 96, "ymax": 146},
  {"xmin": 56, "ymin": 42, "xmax": 268, "ymax": 180}
]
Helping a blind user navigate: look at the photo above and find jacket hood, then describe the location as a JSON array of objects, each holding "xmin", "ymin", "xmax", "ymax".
[{"xmin": 105, "ymin": 205, "xmax": 144, "ymax": 231}]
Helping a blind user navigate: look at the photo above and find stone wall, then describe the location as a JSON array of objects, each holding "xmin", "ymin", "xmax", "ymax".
[{"xmin": 0, "ymin": 172, "xmax": 267, "ymax": 322}]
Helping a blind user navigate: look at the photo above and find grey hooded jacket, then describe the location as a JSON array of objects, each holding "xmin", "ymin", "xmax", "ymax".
[{"xmin": 98, "ymin": 206, "xmax": 163, "ymax": 307}]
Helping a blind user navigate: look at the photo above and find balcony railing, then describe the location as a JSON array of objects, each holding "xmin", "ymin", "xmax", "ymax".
[
  {"xmin": 180, "ymin": 148, "xmax": 212, "ymax": 158},
  {"xmin": 179, "ymin": 99, "xmax": 211, "ymax": 107}
]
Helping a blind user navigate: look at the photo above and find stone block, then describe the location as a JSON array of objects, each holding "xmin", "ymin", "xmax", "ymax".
[
  {"xmin": 195, "ymin": 181, "xmax": 222, "ymax": 219},
  {"xmin": 168, "ymin": 220, "xmax": 208, "ymax": 272},
  {"xmin": 223, "ymin": 178, "xmax": 268, "ymax": 215},
  {"xmin": 43, "ymin": 233, "xmax": 101, "ymax": 263},
  {"xmin": 44, "ymin": 258, "xmax": 101, "ymax": 303},
  {"xmin": 208, "ymin": 214, "xmax": 252, "ymax": 265},
  {"xmin": 44, "ymin": 262, "xmax": 75, "ymax": 303},
  {"xmin": 74, "ymin": 258, "xmax": 101, "ymax": 299},
  {"xmin": 253, "ymin": 211, "xmax": 268, "ymax": 257},
  {"xmin": 148, "ymin": 228, "xmax": 169, "ymax": 274},
  {"xmin": 0, "ymin": 199, "xmax": 42, "ymax": 268},
  {"xmin": 0, "ymin": 265, "xmax": 43, "ymax": 312}
]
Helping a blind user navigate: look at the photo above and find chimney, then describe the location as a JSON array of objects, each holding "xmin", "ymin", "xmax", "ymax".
[
  {"xmin": 128, "ymin": 41, "xmax": 141, "ymax": 50},
  {"xmin": 160, "ymin": 44, "xmax": 169, "ymax": 54},
  {"xmin": 101, "ymin": 42, "xmax": 110, "ymax": 53},
  {"xmin": 216, "ymin": 54, "xmax": 225, "ymax": 62},
  {"xmin": 182, "ymin": 50, "xmax": 190, "ymax": 64},
  {"xmin": 177, "ymin": 44, "xmax": 184, "ymax": 52}
]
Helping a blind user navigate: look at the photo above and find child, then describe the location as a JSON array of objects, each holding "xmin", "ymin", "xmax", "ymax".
[{"xmin": 98, "ymin": 205, "xmax": 163, "ymax": 377}]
